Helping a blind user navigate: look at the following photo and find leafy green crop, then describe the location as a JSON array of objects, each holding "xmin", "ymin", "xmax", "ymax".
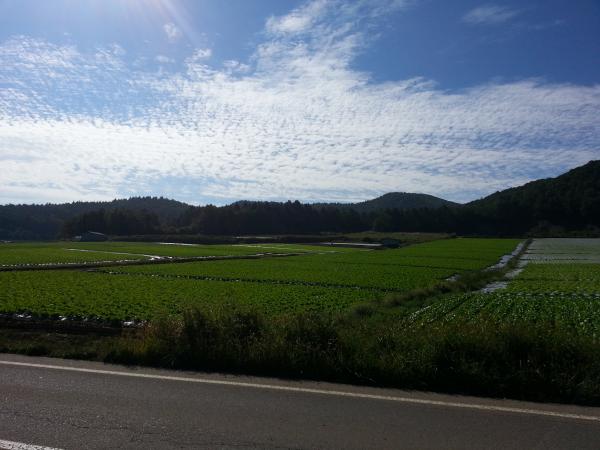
[
  {"xmin": 410, "ymin": 291, "xmax": 600, "ymax": 337},
  {"xmin": 0, "ymin": 238, "xmax": 520, "ymax": 320},
  {"xmin": 506, "ymin": 263, "xmax": 600, "ymax": 294},
  {"xmin": 410, "ymin": 254, "xmax": 600, "ymax": 337},
  {"xmin": 0, "ymin": 270, "xmax": 379, "ymax": 320},
  {"xmin": 116, "ymin": 238, "xmax": 519, "ymax": 290}
]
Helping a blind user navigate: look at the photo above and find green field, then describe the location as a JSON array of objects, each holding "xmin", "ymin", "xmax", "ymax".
[
  {"xmin": 0, "ymin": 241, "xmax": 321, "ymax": 266},
  {"xmin": 506, "ymin": 263, "xmax": 600, "ymax": 294},
  {"xmin": 0, "ymin": 238, "xmax": 519, "ymax": 320},
  {"xmin": 113, "ymin": 238, "xmax": 519, "ymax": 290},
  {"xmin": 0, "ymin": 270, "xmax": 378, "ymax": 319},
  {"xmin": 410, "ymin": 239, "xmax": 600, "ymax": 335}
]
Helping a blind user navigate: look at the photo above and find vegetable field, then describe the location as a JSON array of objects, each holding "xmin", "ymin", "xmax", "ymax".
[
  {"xmin": 0, "ymin": 270, "xmax": 377, "ymax": 319},
  {"xmin": 0, "ymin": 242, "xmax": 308, "ymax": 267},
  {"xmin": 410, "ymin": 239, "xmax": 600, "ymax": 335},
  {"xmin": 0, "ymin": 238, "xmax": 519, "ymax": 320}
]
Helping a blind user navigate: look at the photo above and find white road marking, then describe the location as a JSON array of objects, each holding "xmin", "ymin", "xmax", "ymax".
[
  {"xmin": 2, "ymin": 360, "xmax": 600, "ymax": 423},
  {"xmin": 0, "ymin": 439, "xmax": 62, "ymax": 450}
]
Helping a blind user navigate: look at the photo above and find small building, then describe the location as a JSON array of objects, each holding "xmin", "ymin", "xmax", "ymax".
[{"xmin": 76, "ymin": 231, "xmax": 108, "ymax": 242}]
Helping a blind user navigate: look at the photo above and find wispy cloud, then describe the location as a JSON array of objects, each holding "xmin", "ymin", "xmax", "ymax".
[
  {"xmin": 265, "ymin": 0, "xmax": 328, "ymax": 35},
  {"xmin": 462, "ymin": 4, "xmax": 520, "ymax": 25},
  {"xmin": 163, "ymin": 22, "xmax": 182, "ymax": 42},
  {"xmin": 188, "ymin": 48, "xmax": 212, "ymax": 61},
  {"xmin": 223, "ymin": 60, "xmax": 250, "ymax": 73},
  {"xmin": 0, "ymin": 0, "xmax": 598, "ymax": 205},
  {"xmin": 155, "ymin": 55, "xmax": 174, "ymax": 64}
]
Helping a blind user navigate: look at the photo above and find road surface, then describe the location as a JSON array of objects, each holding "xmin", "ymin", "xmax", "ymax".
[{"xmin": 1, "ymin": 353, "xmax": 599, "ymax": 449}]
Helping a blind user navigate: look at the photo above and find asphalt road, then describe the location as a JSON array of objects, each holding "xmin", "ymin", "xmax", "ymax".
[{"xmin": 1, "ymin": 353, "xmax": 600, "ymax": 449}]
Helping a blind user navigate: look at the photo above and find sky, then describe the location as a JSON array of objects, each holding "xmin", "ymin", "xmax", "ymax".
[{"xmin": 0, "ymin": 0, "xmax": 599, "ymax": 205}]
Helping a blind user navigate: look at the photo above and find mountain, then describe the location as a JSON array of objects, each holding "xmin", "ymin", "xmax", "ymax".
[
  {"xmin": 312, "ymin": 192, "xmax": 457, "ymax": 213},
  {"xmin": 348, "ymin": 192, "xmax": 458, "ymax": 213}
]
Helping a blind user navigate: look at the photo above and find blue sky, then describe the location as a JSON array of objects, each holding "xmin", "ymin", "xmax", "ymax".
[{"xmin": 0, "ymin": 0, "xmax": 599, "ymax": 205}]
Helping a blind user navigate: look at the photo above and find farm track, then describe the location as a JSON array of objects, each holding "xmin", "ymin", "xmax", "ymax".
[
  {"xmin": 477, "ymin": 239, "xmax": 530, "ymax": 293},
  {"xmin": 0, "ymin": 251, "xmax": 305, "ymax": 272}
]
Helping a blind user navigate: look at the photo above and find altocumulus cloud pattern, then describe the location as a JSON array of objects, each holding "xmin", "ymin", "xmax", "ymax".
[{"xmin": 0, "ymin": 0, "xmax": 599, "ymax": 204}]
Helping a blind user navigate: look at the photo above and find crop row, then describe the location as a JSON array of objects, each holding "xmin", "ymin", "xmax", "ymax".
[
  {"xmin": 523, "ymin": 238, "xmax": 600, "ymax": 263},
  {"xmin": 409, "ymin": 292, "xmax": 600, "ymax": 336},
  {"xmin": 526, "ymin": 238, "xmax": 600, "ymax": 255},
  {"xmin": 505, "ymin": 263, "xmax": 600, "ymax": 294}
]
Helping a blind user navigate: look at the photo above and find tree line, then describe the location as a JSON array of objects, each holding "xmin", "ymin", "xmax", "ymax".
[{"xmin": 1, "ymin": 161, "xmax": 598, "ymax": 239}]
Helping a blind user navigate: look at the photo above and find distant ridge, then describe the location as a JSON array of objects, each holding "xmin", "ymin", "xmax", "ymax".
[
  {"xmin": 1, "ymin": 160, "xmax": 598, "ymax": 239},
  {"xmin": 345, "ymin": 192, "xmax": 458, "ymax": 213}
]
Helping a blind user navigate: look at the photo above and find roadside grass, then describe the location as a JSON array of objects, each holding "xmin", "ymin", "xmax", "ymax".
[
  {"xmin": 0, "ymin": 327, "xmax": 122, "ymax": 360},
  {"xmin": 3, "ymin": 299, "xmax": 599, "ymax": 405},
  {"xmin": 103, "ymin": 303, "xmax": 600, "ymax": 405}
]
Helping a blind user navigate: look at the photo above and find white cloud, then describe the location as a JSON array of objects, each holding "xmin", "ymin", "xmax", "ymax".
[
  {"xmin": 163, "ymin": 22, "xmax": 182, "ymax": 42},
  {"xmin": 0, "ymin": 0, "xmax": 598, "ymax": 205},
  {"xmin": 462, "ymin": 4, "xmax": 520, "ymax": 25},
  {"xmin": 266, "ymin": 0, "xmax": 328, "ymax": 35},
  {"xmin": 223, "ymin": 60, "xmax": 250, "ymax": 73},
  {"xmin": 156, "ymin": 55, "xmax": 175, "ymax": 64},
  {"xmin": 188, "ymin": 48, "xmax": 212, "ymax": 61}
]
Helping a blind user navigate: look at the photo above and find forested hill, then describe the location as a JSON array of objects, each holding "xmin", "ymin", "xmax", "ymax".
[
  {"xmin": 1, "ymin": 161, "xmax": 599, "ymax": 239},
  {"xmin": 0, "ymin": 191, "xmax": 459, "ymax": 239},
  {"xmin": 372, "ymin": 160, "xmax": 600, "ymax": 235},
  {"xmin": 317, "ymin": 192, "xmax": 457, "ymax": 213},
  {"xmin": 466, "ymin": 160, "xmax": 600, "ymax": 233},
  {"xmin": 0, "ymin": 197, "xmax": 189, "ymax": 240}
]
